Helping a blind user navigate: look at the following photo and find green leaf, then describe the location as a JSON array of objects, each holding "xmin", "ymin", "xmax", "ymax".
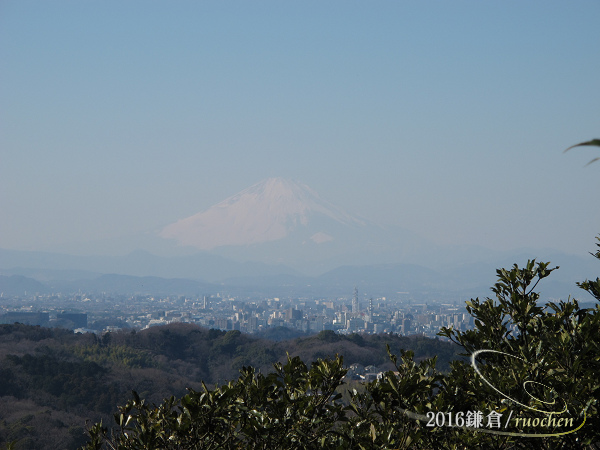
[
  {"xmin": 565, "ymin": 138, "xmax": 600, "ymax": 151},
  {"xmin": 564, "ymin": 139, "xmax": 600, "ymax": 165}
]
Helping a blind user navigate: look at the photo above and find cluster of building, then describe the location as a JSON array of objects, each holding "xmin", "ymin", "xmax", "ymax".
[
  {"xmin": 0, "ymin": 287, "xmax": 474, "ymax": 339},
  {"xmin": 0, "ymin": 311, "xmax": 88, "ymax": 330}
]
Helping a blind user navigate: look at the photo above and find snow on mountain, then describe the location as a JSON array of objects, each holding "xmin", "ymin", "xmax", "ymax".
[{"xmin": 159, "ymin": 178, "xmax": 365, "ymax": 250}]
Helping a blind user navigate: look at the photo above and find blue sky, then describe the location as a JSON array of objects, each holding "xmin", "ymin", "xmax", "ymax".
[{"xmin": 1, "ymin": 1, "xmax": 599, "ymax": 256}]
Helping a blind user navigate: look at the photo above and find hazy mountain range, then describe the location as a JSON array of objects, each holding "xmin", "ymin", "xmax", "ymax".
[{"xmin": 1, "ymin": 178, "xmax": 598, "ymax": 300}]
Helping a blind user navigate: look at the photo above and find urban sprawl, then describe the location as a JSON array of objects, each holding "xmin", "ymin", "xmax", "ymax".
[{"xmin": 0, "ymin": 288, "xmax": 474, "ymax": 339}]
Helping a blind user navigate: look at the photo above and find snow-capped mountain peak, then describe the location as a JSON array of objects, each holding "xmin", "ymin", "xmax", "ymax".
[{"xmin": 159, "ymin": 178, "xmax": 364, "ymax": 250}]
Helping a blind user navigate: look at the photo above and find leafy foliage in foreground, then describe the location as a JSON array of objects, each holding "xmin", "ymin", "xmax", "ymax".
[
  {"xmin": 83, "ymin": 240, "xmax": 600, "ymax": 449},
  {"xmin": 87, "ymin": 356, "xmax": 349, "ymax": 450},
  {"xmin": 565, "ymin": 138, "xmax": 600, "ymax": 165}
]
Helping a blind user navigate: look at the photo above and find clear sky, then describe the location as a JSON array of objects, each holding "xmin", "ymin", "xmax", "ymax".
[{"xmin": 1, "ymin": 1, "xmax": 599, "ymax": 257}]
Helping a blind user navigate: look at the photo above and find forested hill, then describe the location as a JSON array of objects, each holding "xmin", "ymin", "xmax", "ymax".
[{"xmin": 0, "ymin": 322, "xmax": 459, "ymax": 450}]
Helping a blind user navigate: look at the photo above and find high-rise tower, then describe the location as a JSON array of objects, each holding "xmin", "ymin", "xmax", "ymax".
[{"xmin": 352, "ymin": 287, "xmax": 359, "ymax": 314}]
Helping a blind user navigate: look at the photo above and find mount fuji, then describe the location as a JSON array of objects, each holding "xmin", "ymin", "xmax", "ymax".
[
  {"xmin": 160, "ymin": 178, "xmax": 364, "ymax": 249},
  {"xmin": 159, "ymin": 177, "xmax": 429, "ymax": 273}
]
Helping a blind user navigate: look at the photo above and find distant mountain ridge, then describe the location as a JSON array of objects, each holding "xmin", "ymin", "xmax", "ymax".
[
  {"xmin": 1, "ymin": 249, "xmax": 595, "ymax": 300},
  {"xmin": 0, "ymin": 247, "xmax": 298, "ymax": 283},
  {"xmin": 0, "ymin": 274, "xmax": 50, "ymax": 296}
]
